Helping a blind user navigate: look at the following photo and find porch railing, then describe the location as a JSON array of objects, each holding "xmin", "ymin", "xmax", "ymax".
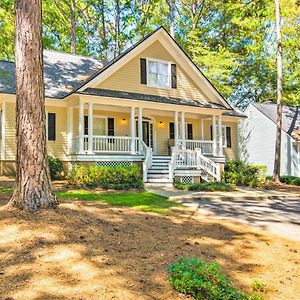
[
  {"xmin": 179, "ymin": 139, "xmax": 214, "ymax": 155},
  {"xmin": 169, "ymin": 147, "xmax": 220, "ymax": 181}
]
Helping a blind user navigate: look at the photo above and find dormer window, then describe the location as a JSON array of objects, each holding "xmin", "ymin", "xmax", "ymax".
[{"xmin": 147, "ymin": 59, "xmax": 170, "ymax": 88}]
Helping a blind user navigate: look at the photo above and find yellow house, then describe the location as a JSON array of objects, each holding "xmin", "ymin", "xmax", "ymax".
[{"xmin": 0, "ymin": 27, "xmax": 245, "ymax": 184}]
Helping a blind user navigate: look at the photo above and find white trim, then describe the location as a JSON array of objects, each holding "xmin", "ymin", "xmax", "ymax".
[
  {"xmin": 212, "ymin": 115, "xmax": 217, "ymax": 156},
  {"xmin": 78, "ymin": 101, "xmax": 84, "ymax": 154},
  {"xmin": 174, "ymin": 111, "xmax": 179, "ymax": 146},
  {"xmin": 218, "ymin": 115, "xmax": 223, "ymax": 155},
  {"xmin": 1, "ymin": 100, "xmax": 5, "ymax": 160},
  {"xmin": 138, "ymin": 107, "xmax": 143, "ymax": 151},
  {"xmin": 67, "ymin": 106, "xmax": 73, "ymax": 154},
  {"xmin": 181, "ymin": 112, "xmax": 186, "ymax": 148},
  {"xmin": 146, "ymin": 57, "xmax": 172, "ymax": 89},
  {"xmin": 130, "ymin": 107, "xmax": 136, "ymax": 154},
  {"xmin": 88, "ymin": 102, "xmax": 94, "ymax": 154}
]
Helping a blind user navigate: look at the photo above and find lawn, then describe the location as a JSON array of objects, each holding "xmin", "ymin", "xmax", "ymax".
[
  {"xmin": 0, "ymin": 180, "xmax": 299, "ymax": 300},
  {"xmin": 56, "ymin": 190, "xmax": 181, "ymax": 215}
]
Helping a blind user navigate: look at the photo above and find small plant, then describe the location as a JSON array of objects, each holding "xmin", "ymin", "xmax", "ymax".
[
  {"xmin": 223, "ymin": 160, "xmax": 266, "ymax": 187},
  {"xmin": 174, "ymin": 181, "xmax": 234, "ymax": 192},
  {"xmin": 67, "ymin": 165, "xmax": 144, "ymax": 190},
  {"xmin": 266, "ymin": 175, "xmax": 300, "ymax": 186},
  {"xmin": 168, "ymin": 257, "xmax": 263, "ymax": 300},
  {"xmin": 251, "ymin": 279, "xmax": 267, "ymax": 293},
  {"xmin": 48, "ymin": 155, "xmax": 64, "ymax": 179}
]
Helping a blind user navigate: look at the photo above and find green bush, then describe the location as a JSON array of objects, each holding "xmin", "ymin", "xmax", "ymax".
[
  {"xmin": 223, "ymin": 160, "xmax": 266, "ymax": 187},
  {"xmin": 168, "ymin": 257, "xmax": 262, "ymax": 300},
  {"xmin": 67, "ymin": 165, "xmax": 144, "ymax": 190},
  {"xmin": 265, "ymin": 175, "xmax": 300, "ymax": 186},
  {"xmin": 174, "ymin": 181, "xmax": 234, "ymax": 192},
  {"xmin": 48, "ymin": 156, "xmax": 64, "ymax": 179}
]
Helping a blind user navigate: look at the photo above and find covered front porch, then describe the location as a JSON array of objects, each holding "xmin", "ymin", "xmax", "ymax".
[{"xmin": 68, "ymin": 99, "xmax": 226, "ymax": 159}]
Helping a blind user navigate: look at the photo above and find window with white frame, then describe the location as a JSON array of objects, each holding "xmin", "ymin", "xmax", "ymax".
[{"xmin": 147, "ymin": 59, "xmax": 170, "ymax": 88}]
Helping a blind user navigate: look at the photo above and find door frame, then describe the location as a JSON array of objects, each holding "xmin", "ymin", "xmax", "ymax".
[{"xmin": 135, "ymin": 115, "xmax": 156, "ymax": 154}]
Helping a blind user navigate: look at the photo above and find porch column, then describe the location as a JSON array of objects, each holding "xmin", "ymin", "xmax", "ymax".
[
  {"xmin": 88, "ymin": 102, "xmax": 93, "ymax": 154},
  {"xmin": 212, "ymin": 115, "xmax": 217, "ymax": 156},
  {"xmin": 181, "ymin": 111, "xmax": 186, "ymax": 148},
  {"xmin": 138, "ymin": 107, "xmax": 143, "ymax": 153},
  {"xmin": 130, "ymin": 107, "xmax": 136, "ymax": 154},
  {"xmin": 218, "ymin": 115, "xmax": 223, "ymax": 156},
  {"xmin": 174, "ymin": 111, "xmax": 179, "ymax": 147},
  {"xmin": 78, "ymin": 100, "xmax": 84, "ymax": 154},
  {"xmin": 67, "ymin": 106, "xmax": 73, "ymax": 154},
  {"xmin": 1, "ymin": 100, "xmax": 5, "ymax": 160}
]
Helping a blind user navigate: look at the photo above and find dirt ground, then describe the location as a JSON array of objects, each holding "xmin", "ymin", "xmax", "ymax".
[
  {"xmin": 0, "ymin": 180, "xmax": 299, "ymax": 300},
  {"xmin": 263, "ymin": 181, "xmax": 300, "ymax": 194}
]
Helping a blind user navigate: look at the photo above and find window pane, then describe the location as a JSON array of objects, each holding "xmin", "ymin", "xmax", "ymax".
[
  {"xmin": 158, "ymin": 62, "xmax": 168, "ymax": 75},
  {"xmin": 158, "ymin": 74, "xmax": 169, "ymax": 87},
  {"xmin": 149, "ymin": 61, "xmax": 158, "ymax": 74},
  {"xmin": 148, "ymin": 73, "xmax": 158, "ymax": 85},
  {"xmin": 93, "ymin": 118, "xmax": 106, "ymax": 135}
]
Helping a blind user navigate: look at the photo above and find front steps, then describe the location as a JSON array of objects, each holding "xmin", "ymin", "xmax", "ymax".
[{"xmin": 146, "ymin": 156, "xmax": 172, "ymax": 184}]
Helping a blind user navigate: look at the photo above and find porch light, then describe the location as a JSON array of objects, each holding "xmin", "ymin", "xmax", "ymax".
[{"xmin": 121, "ymin": 118, "xmax": 127, "ymax": 125}]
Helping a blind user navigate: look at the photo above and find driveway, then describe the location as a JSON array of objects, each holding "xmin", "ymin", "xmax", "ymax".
[
  {"xmin": 148, "ymin": 187, "xmax": 300, "ymax": 242},
  {"xmin": 180, "ymin": 198, "xmax": 300, "ymax": 242}
]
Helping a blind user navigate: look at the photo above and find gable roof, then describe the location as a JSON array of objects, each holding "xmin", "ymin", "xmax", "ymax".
[
  {"xmin": 0, "ymin": 50, "xmax": 103, "ymax": 98},
  {"xmin": 0, "ymin": 27, "xmax": 237, "ymax": 113},
  {"xmin": 252, "ymin": 102, "xmax": 300, "ymax": 140},
  {"xmin": 77, "ymin": 26, "xmax": 233, "ymax": 110}
]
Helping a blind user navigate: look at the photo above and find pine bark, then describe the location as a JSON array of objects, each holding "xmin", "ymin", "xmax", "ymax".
[
  {"xmin": 272, "ymin": 0, "xmax": 283, "ymax": 183},
  {"xmin": 8, "ymin": 0, "xmax": 58, "ymax": 210}
]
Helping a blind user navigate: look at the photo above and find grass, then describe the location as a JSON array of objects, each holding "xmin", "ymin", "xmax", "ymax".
[
  {"xmin": 56, "ymin": 190, "xmax": 181, "ymax": 215},
  {"xmin": 174, "ymin": 181, "xmax": 235, "ymax": 192},
  {"xmin": 0, "ymin": 187, "xmax": 13, "ymax": 194}
]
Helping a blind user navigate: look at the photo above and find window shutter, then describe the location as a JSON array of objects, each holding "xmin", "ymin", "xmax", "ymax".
[
  {"xmin": 210, "ymin": 125, "xmax": 213, "ymax": 140},
  {"xmin": 171, "ymin": 64, "xmax": 177, "ymax": 88},
  {"xmin": 140, "ymin": 58, "xmax": 147, "ymax": 84},
  {"xmin": 187, "ymin": 124, "xmax": 193, "ymax": 140},
  {"xmin": 108, "ymin": 118, "xmax": 114, "ymax": 136},
  {"xmin": 48, "ymin": 113, "xmax": 56, "ymax": 141},
  {"xmin": 226, "ymin": 126, "xmax": 232, "ymax": 148},
  {"xmin": 84, "ymin": 116, "xmax": 88, "ymax": 135},
  {"xmin": 169, "ymin": 122, "xmax": 174, "ymax": 139}
]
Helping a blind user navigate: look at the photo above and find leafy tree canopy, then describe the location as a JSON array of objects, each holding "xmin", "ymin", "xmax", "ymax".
[{"xmin": 0, "ymin": 0, "xmax": 299, "ymax": 107}]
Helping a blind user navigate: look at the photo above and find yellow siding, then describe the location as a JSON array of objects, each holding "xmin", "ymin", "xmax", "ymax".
[
  {"xmin": 98, "ymin": 41, "xmax": 212, "ymax": 103},
  {"xmin": 4, "ymin": 102, "xmax": 68, "ymax": 161},
  {"xmin": 202, "ymin": 119, "xmax": 238, "ymax": 160}
]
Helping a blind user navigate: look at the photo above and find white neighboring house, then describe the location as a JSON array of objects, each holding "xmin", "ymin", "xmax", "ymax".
[{"xmin": 239, "ymin": 102, "xmax": 300, "ymax": 177}]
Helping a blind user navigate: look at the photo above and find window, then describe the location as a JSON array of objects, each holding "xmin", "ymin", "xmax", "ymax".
[
  {"xmin": 47, "ymin": 113, "xmax": 56, "ymax": 141},
  {"xmin": 210, "ymin": 125, "xmax": 232, "ymax": 148},
  {"xmin": 147, "ymin": 59, "xmax": 170, "ymax": 88},
  {"xmin": 108, "ymin": 118, "xmax": 114, "ymax": 136},
  {"xmin": 84, "ymin": 116, "xmax": 107, "ymax": 136},
  {"xmin": 187, "ymin": 124, "xmax": 193, "ymax": 140},
  {"xmin": 169, "ymin": 122, "xmax": 174, "ymax": 139}
]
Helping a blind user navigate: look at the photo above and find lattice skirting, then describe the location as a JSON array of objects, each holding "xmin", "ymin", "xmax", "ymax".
[
  {"xmin": 181, "ymin": 176, "xmax": 195, "ymax": 184},
  {"xmin": 95, "ymin": 161, "xmax": 132, "ymax": 167}
]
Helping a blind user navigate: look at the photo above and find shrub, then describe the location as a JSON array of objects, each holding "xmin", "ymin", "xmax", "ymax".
[
  {"xmin": 67, "ymin": 165, "xmax": 144, "ymax": 190},
  {"xmin": 265, "ymin": 175, "xmax": 300, "ymax": 186},
  {"xmin": 174, "ymin": 181, "xmax": 234, "ymax": 192},
  {"xmin": 168, "ymin": 257, "xmax": 263, "ymax": 300},
  {"xmin": 223, "ymin": 160, "xmax": 266, "ymax": 187},
  {"xmin": 252, "ymin": 279, "xmax": 267, "ymax": 293},
  {"xmin": 48, "ymin": 156, "xmax": 64, "ymax": 179}
]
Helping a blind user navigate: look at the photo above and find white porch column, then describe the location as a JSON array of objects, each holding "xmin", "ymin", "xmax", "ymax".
[
  {"xmin": 218, "ymin": 115, "xmax": 223, "ymax": 156},
  {"xmin": 88, "ymin": 102, "xmax": 93, "ymax": 154},
  {"xmin": 130, "ymin": 107, "xmax": 136, "ymax": 154},
  {"xmin": 181, "ymin": 111, "xmax": 186, "ymax": 148},
  {"xmin": 1, "ymin": 100, "xmax": 5, "ymax": 160},
  {"xmin": 78, "ymin": 100, "xmax": 84, "ymax": 154},
  {"xmin": 138, "ymin": 107, "xmax": 143, "ymax": 153},
  {"xmin": 212, "ymin": 115, "xmax": 217, "ymax": 156},
  {"xmin": 174, "ymin": 111, "xmax": 179, "ymax": 147},
  {"xmin": 67, "ymin": 106, "xmax": 73, "ymax": 154}
]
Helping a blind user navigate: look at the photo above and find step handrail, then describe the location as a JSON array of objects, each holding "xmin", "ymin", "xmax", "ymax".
[{"xmin": 141, "ymin": 141, "xmax": 152, "ymax": 182}]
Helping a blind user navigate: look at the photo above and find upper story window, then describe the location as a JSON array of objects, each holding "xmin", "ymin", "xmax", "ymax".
[
  {"xmin": 147, "ymin": 59, "xmax": 170, "ymax": 88},
  {"xmin": 140, "ymin": 58, "xmax": 177, "ymax": 89}
]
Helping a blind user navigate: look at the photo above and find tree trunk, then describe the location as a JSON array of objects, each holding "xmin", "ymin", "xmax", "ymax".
[
  {"xmin": 168, "ymin": 0, "xmax": 175, "ymax": 37},
  {"xmin": 8, "ymin": 0, "xmax": 58, "ymax": 210},
  {"xmin": 272, "ymin": 0, "xmax": 283, "ymax": 183},
  {"xmin": 70, "ymin": 0, "xmax": 77, "ymax": 54}
]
